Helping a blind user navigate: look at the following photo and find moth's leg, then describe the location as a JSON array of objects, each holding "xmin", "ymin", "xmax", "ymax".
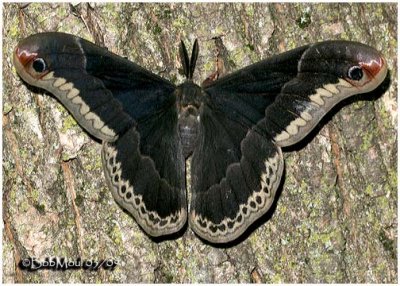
[{"xmin": 202, "ymin": 36, "xmax": 235, "ymax": 86}]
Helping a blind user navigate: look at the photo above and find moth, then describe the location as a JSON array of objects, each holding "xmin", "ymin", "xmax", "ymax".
[{"xmin": 13, "ymin": 32, "xmax": 387, "ymax": 243}]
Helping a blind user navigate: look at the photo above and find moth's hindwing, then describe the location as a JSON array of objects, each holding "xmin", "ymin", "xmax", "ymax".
[
  {"xmin": 190, "ymin": 105, "xmax": 284, "ymax": 243},
  {"xmin": 102, "ymin": 126, "xmax": 187, "ymax": 237}
]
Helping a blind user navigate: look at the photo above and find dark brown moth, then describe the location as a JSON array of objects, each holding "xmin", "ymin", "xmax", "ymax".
[{"xmin": 13, "ymin": 32, "xmax": 387, "ymax": 243}]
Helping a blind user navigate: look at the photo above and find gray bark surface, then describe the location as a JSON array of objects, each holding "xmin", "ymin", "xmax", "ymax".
[{"xmin": 2, "ymin": 3, "xmax": 397, "ymax": 283}]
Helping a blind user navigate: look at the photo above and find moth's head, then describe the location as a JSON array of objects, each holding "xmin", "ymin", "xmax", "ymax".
[
  {"xmin": 300, "ymin": 40, "xmax": 387, "ymax": 93},
  {"xmin": 13, "ymin": 32, "xmax": 83, "ymax": 87}
]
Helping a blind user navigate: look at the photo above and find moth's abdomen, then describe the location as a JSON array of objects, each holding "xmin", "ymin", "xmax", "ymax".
[
  {"xmin": 178, "ymin": 105, "xmax": 200, "ymax": 158},
  {"xmin": 175, "ymin": 81, "xmax": 203, "ymax": 158}
]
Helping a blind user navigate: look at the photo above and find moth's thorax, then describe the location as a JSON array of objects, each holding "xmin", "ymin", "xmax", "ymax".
[{"xmin": 176, "ymin": 81, "xmax": 203, "ymax": 158}]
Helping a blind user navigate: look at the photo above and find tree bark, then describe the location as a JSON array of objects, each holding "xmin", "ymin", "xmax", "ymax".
[{"xmin": 2, "ymin": 3, "xmax": 397, "ymax": 283}]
